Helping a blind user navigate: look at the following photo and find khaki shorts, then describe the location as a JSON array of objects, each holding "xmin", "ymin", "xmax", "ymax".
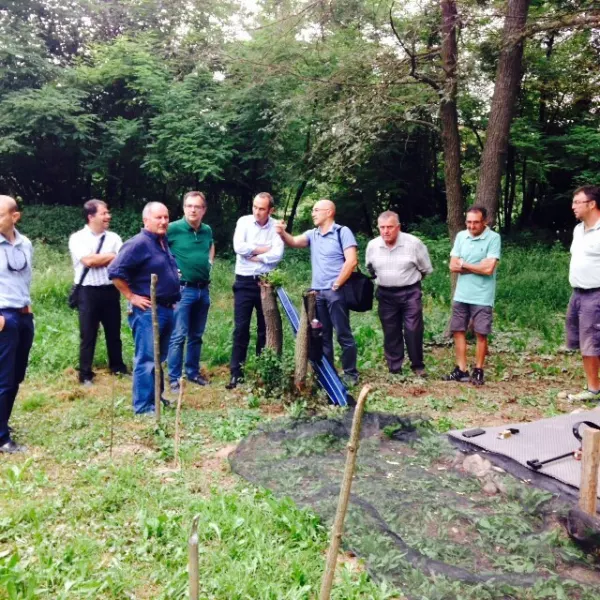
[{"xmin": 566, "ymin": 289, "xmax": 600, "ymax": 356}]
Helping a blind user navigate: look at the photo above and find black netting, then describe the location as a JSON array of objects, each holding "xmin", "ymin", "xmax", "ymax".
[{"xmin": 230, "ymin": 411, "xmax": 600, "ymax": 599}]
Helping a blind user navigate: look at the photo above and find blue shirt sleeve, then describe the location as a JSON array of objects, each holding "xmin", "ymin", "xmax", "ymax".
[
  {"xmin": 340, "ymin": 226, "xmax": 357, "ymax": 250},
  {"xmin": 450, "ymin": 232, "xmax": 463, "ymax": 257},
  {"xmin": 108, "ymin": 236, "xmax": 147, "ymax": 282}
]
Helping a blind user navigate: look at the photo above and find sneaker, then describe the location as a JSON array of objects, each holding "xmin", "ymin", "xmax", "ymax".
[
  {"xmin": 342, "ymin": 374, "xmax": 359, "ymax": 387},
  {"xmin": 567, "ymin": 389, "xmax": 600, "ymax": 402},
  {"xmin": 442, "ymin": 366, "xmax": 470, "ymax": 382},
  {"xmin": 412, "ymin": 368, "xmax": 427, "ymax": 378},
  {"xmin": 170, "ymin": 381, "xmax": 180, "ymax": 393},
  {"xmin": 188, "ymin": 375, "xmax": 208, "ymax": 386},
  {"xmin": 82, "ymin": 379, "xmax": 93, "ymax": 388},
  {"xmin": 470, "ymin": 368, "xmax": 485, "ymax": 386}
]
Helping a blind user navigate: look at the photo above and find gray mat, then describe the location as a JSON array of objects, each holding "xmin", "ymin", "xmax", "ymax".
[{"xmin": 449, "ymin": 411, "xmax": 600, "ymax": 497}]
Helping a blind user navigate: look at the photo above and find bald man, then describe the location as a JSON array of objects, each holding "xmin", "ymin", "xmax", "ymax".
[
  {"xmin": 0, "ymin": 196, "xmax": 34, "ymax": 453},
  {"xmin": 276, "ymin": 199, "xmax": 359, "ymax": 385},
  {"xmin": 108, "ymin": 202, "xmax": 180, "ymax": 415}
]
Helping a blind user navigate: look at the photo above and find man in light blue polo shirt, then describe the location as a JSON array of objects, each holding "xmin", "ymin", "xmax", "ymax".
[
  {"xmin": 0, "ymin": 196, "xmax": 34, "ymax": 453},
  {"xmin": 443, "ymin": 205, "xmax": 501, "ymax": 386},
  {"xmin": 276, "ymin": 199, "xmax": 360, "ymax": 384}
]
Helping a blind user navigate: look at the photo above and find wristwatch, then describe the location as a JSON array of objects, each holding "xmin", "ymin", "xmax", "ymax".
[{"xmin": 332, "ymin": 283, "xmax": 340, "ymax": 291}]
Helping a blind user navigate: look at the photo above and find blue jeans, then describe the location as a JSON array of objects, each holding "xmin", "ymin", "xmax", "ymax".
[
  {"xmin": 316, "ymin": 289, "xmax": 358, "ymax": 378},
  {"xmin": 0, "ymin": 310, "xmax": 34, "ymax": 444},
  {"xmin": 128, "ymin": 306, "xmax": 174, "ymax": 414},
  {"xmin": 167, "ymin": 286, "xmax": 210, "ymax": 383}
]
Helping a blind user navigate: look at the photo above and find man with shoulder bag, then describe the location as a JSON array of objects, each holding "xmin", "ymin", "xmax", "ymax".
[{"xmin": 68, "ymin": 200, "xmax": 127, "ymax": 387}]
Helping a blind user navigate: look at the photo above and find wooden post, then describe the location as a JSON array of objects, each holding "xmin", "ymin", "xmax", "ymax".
[
  {"xmin": 188, "ymin": 515, "xmax": 200, "ymax": 600},
  {"xmin": 319, "ymin": 385, "xmax": 371, "ymax": 600},
  {"xmin": 259, "ymin": 282, "xmax": 283, "ymax": 354},
  {"xmin": 579, "ymin": 427, "xmax": 600, "ymax": 515},
  {"xmin": 174, "ymin": 377, "xmax": 185, "ymax": 469},
  {"xmin": 150, "ymin": 273, "xmax": 161, "ymax": 422},
  {"xmin": 295, "ymin": 291, "xmax": 317, "ymax": 389}
]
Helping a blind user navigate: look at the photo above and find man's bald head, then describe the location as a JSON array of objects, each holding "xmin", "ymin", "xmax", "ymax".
[
  {"xmin": 311, "ymin": 198, "xmax": 336, "ymax": 229},
  {"xmin": 314, "ymin": 199, "xmax": 336, "ymax": 214},
  {"xmin": 0, "ymin": 196, "xmax": 18, "ymax": 213}
]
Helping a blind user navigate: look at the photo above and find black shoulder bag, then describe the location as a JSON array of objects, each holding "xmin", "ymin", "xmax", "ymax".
[
  {"xmin": 68, "ymin": 234, "xmax": 106, "ymax": 309},
  {"xmin": 336, "ymin": 227, "xmax": 374, "ymax": 312}
]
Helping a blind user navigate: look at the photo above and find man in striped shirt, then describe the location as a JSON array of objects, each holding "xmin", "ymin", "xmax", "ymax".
[
  {"xmin": 366, "ymin": 211, "xmax": 433, "ymax": 376},
  {"xmin": 69, "ymin": 200, "xmax": 128, "ymax": 386}
]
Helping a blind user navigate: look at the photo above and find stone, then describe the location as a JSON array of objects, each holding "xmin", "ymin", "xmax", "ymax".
[{"xmin": 462, "ymin": 454, "xmax": 492, "ymax": 478}]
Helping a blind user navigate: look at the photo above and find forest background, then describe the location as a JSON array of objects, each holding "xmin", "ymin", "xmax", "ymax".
[{"xmin": 2, "ymin": 0, "xmax": 600, "ymax": 247}]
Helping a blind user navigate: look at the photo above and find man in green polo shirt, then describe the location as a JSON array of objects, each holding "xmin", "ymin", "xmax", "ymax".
[
  {"xmin": 167, "ymin": 191, "xmax": 215, "ymax": 392},
  {"xmin": 443, "ymin": 205, "xmax": 501, "ymax": 386}
]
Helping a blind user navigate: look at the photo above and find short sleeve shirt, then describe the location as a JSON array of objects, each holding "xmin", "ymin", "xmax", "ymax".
[
  {"xmin": 451, "ymin": 227, "xmax": 501, "ymax": 307},
  {"xmin": 304, "ymin": 223, "xmax": 357, "ymax": 290},
  {"xmin": 167, "ymin": 219, "xmax": 213, "ymax": 283},
  {"xmin": 569, "ymin": 220, "xmax": 600, "ymax": 289}
]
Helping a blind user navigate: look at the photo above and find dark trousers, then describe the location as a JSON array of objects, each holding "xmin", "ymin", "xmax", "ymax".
[
  {"xmin": 316, "ymin": 289, "xmax": 358, "ymax": 377},
  {"xmin": 0, "ymin": 310, "xmax": 34, "ymax": 444},
  {"xmin": 78, "ymin": 285, "xmax": 126, "ymax": 382},
  {"xmin": 377, "ymin": 283, "xmax": 424, "ymax": 372},
  {"xmin": 230, "ymin": 277, "xmax": 265, "ymax": 376}
]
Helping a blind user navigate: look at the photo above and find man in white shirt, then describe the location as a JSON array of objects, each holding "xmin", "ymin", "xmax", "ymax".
[
  {"xmin": 566, "ymin": 185, "xmax": 600, "ymax": 402},
  {"xmin": 366, "ymin": 211, "xmax": 433, "ymax": 376},
  {"xmin": 68, "ymin": 200, "xmax": 127, "ymax": 386},
  {"xmin": 226, "ymin": 193, "xmax": 284, "ymax": 389},
  {"xmin": 226, "ymin": 192, "xmax": 283, "ymax": 390}
]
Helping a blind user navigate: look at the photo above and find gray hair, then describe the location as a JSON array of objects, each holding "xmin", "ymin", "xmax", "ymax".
[
  {"xmin": 142, "ymin": 201, "xmax": 166, "ymax": 219},
  {"xmin": 377, "ymin": 210, "xmax": 400, "ymax": 224}
]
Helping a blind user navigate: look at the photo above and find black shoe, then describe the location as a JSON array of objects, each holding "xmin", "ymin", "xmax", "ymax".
[
  {"xmin": 188, "ymin": 375, "xmax": 208, "ymax": 386},
  {"xmin": 160, "ymin": 397, "xmax": 173, "ymax": 409},
  {"xmin": 170, "ymin": 381, "xmax": 180, "ymax": 393},
  {"xmin": 0, "ymin": 439, "xmax": 25, "ymax": 453},
  {"xmin": 225, "ymin": 375, "xmax": 243, "ymax": 390},
  {"xmin": 342, "ymin": 373, "xmax": 359, "ymax": 387},
  {"xmin": 112, "ymin": 368, "xmax": 130, "ymax": 377},
  {"xmin": 471, "ymin": 368, "xmax": 485, "ymax": 386},
  {"xmin": 443, "ymin": 366, "xmax": 470, "ymax": 382}
]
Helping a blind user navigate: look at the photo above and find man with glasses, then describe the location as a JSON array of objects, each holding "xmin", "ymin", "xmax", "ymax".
[
  {"xmin": 443, "ymin": 205, "xmax": 501, "ymax": 386},
  {"xmin": 566, "ymin": 186, "xmax": 600, "ymax": 402},
  {"xmin": 0, "ymin": 196, "xmax": 34, "ymax": 453},
  {"xmin": 275, "ymin": 199, "xmax": 360, "ymax": 385},
  {"xmin": 68, "ymin": 200, "xmax": 127, "ymax": 387},
  {"xmin": 166, "ymin": 191, "xmax": 215, "ymax": 392},
  {"xmin": 226, "ymin": 192, "xmax": 284, "ymax": 389}
]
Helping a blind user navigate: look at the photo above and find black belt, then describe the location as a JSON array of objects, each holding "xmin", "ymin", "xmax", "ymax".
[
  {"xmin": 236, "ymin": 274, "xmax": 262, "ymax": 281},
  {"xmin": 573, "ymin": 287, "xmax": 600, "ymax": 294},
  {"xmin": 157, "ymin": 300, "xmax": 177, "ymax": 309},
  {"xmin": 378, "ymin": 281, "xmax": 421, "ymax": 292},
  {"xmin": 180, "ymin": 280, "xmax": 209, "ymax": 289},
  {"xmin": 0, "ymin": 307, "xmax": 30, "ymax": 314}
]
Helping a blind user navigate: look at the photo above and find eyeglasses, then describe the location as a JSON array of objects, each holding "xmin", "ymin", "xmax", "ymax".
[
  {"xmin": 3, "ymin": 246, "xmax": 28, "ymax": 272},
  {"xmin": 311, "ymin": 208, "xmax": 329, "ymax": 214},
  {"xmin": 572, "ymin": 200, "xmax": 592, "ymax": 206},
  {"xmin": 185, "ymin": 205, "xmax": 205, "ymax": 211}
]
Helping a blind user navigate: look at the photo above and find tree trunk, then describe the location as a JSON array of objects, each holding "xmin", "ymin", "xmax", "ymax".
[
  {"xmin": 440, "ymin": 0, "xmax": 463, "ymax": 242},
  {"xmin": 260, "ymin": 283, "xmax": 283, "ymax": 355},
  {"xmin": 503, "ymin": 144, "xmax": 516, "ymax": 231},
  {"xmin": 475, "ymin": 0, "xmax": 531, "ymax": 223},
  {"xmin": 294, "ymin": 291, "xmax": 317, "ymax": 389},
  {"xmin": 286, "ymin": 179, "xmax": 309, "ymax": 233}
]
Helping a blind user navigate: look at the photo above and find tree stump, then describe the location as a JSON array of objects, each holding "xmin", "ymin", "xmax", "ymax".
[
  {"xmin": 260, "ymin": 282, "xmax": 282, "ymax": 355},
  {"xmin": 295, "ymin": 291, "xmax": 317, "ymax": 388}
]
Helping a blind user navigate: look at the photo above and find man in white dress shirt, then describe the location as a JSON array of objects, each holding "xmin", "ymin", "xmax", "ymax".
[
  {"xmin": 226, "ymin": 192, "xmax": 284, "ymax": 389},
  {"xmin": 68, "ymin": 200, "xmax": 127, "ymax": 386},
  {"xmin": 566, "ymin": 185, "xmax": 600, "ymax": 402}
]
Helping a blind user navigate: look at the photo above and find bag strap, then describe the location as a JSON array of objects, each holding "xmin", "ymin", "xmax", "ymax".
[
  {"xmin": 78, "ymin": 234, "xmax": 106, "ymax": 286},
  {"xmin": 336, "ymin": 226, "xmax": 362, "ymax": 274}
]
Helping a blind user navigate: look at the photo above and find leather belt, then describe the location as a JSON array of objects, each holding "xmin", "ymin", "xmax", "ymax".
[
  {"xmin": 236, "ymin": 274, "xmax": 262, "ymax": 281},
  {"xmin": 181, "ymin": 280, "xmax": 209, "ymax": 289},
  {"xmin": 573, "ymin": 287, "xmax": 600, "ymax": 294}
]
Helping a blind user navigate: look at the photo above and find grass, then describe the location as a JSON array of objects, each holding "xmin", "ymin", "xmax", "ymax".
[{"xmin": 0, "ymin": 236, "xmax": 590, "ymax": 599}]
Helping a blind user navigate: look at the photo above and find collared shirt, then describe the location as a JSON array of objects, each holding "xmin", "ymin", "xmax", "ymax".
[
  {"xmin": 365, "ymin": 232, "xmax": 433, "ymax": 287},
  {"xmin": 108, "ymin": 229, "xmax": 180, "ymax": 304},
  {"xmin": 451, "ymin": 227, "xmax": 501, "ymax": 307},
  {"xmin": 68, "ymin": 225, "xmax": 123, "ymax": 286},
  {"xmin": 233, "ymin": 215, "xmax": 284, "ymax": 276},
  {"xmin": 304, "ymin": 223, "xmax": 357, "ymax": 290},
  {"xmin": 569, "ymin": 219, "xmax": 600, "ymax": 289},
  {"xmin": 167, "ymin": 218, "xmax": 213, "ymax": 283},
  {"xmin": 0, "ymin": 229, "xmax": 33, "ymax": 309}
]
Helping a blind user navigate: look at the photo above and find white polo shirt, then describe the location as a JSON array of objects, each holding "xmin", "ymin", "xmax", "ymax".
[
  {"xmin": 68, "ymin": 226, "xmax": 123, "ymax": 286},
  {"xmin": 569, "ymin": 219, "xmax": 600, "ymax": 289}
]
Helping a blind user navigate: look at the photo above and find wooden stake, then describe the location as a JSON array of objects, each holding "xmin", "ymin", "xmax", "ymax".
[
  {"xmin": 174, "ymin": 377, "xmax": 185, "ymax": 469},
  {"xmin": 109, "ymin": 374, "xmax": 116, "ymax": 460},
  {"xmin": 319, "ymin": 385, "xmax": 371, "ymax": 600},
  {"xmin": 150, "ymin": 273, "xmax": 161, "ymax": 423},
  {"xmin": 259, "ymin": 282, "xmax": 283, "ymax": 354},
  {"xmin": 579, "ymin": 427, "xmax": 600, "ymax": 515},
  {"xmin": 188, "ymin": 514, "xmax": 200, "ymax": 600}
]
